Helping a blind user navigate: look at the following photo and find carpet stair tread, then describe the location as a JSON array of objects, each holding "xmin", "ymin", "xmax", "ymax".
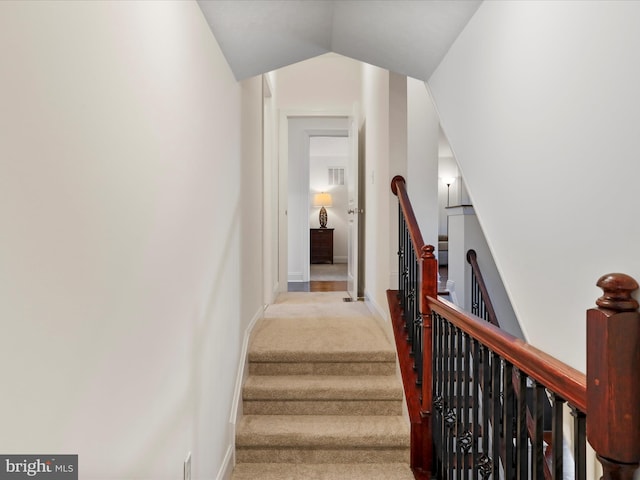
[
  {"xmin": 249, "ymin": 316, "xmax": 396, "ymax": 364},
  {"xmin": 231, "ymin": 463, "xmax": 415, "ymax": 479},
  {"xmin": 236, "ymin": 415, "xmax": 410, "ymax": 448},
  {"xmin": 243, "ymin": 375, "xmax": 403, "ymax": 400}
]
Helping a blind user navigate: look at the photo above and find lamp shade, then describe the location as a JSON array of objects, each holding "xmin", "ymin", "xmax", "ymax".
[
  {"xmin": 313, "ymin": 192, "xmax": 333, "ymax": 207},
  {"xmin": 442, "ymin": 177, "xmax": 456, "ymax": 186}
]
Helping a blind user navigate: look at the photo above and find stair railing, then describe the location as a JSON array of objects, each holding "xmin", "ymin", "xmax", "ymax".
[
  {"xmin": 388, "ymin": 175, "xmax": 640, "ymax": 480},
  {"xmin": 466, "ymin": 247, "xmax": 556, "ymax": 479},
  {"xmin": 466, "ymin": 249, "xmax": 500, "ymax": 327},
  {"xmin": 389, "ymin": 175, "xmax": 438, "ymax": 477}
]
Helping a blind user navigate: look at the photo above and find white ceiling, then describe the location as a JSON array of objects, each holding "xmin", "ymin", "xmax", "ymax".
[{"xmin": 197, "ymin": 0, "xmax": 482, "ymax": 81}]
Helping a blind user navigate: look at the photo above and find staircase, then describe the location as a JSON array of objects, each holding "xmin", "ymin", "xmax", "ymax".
[{"xmin": 232, "ymin": 292, "xmax": 415, "ymax": 479}]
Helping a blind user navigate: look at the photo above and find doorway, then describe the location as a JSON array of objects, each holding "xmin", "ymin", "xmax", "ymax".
[
  {"xmin": 280, "ymin": 114, "xmax": 359, "ymax": 295},
  {"xmin": 305, "ymin": 136, "xmax": 349, "ymax": 292}
]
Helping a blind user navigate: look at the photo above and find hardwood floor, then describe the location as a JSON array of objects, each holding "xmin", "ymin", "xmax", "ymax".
[
  {"xmin": 289, "ymin": 264, "xmax": 348, "ymax": 292},
  {"xmin": 287, "ymin": 265, "xmax": 448, "ymax": 293},
  {"xmin": 288, "ymin": 280, "xmax": 348, "ymax": 292}
]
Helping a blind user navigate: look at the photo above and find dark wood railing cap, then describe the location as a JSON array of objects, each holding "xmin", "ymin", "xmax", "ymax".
[
  {"xmin": 391, "ymin": 175, "xmax": 405, "ymax": 196},
  {"xmin": 595, "ymin": 273, "xmax": 639, "ymax": 312},
  {"xmin": 421, "ymin": 244, "xmax": 435, "ymax": 259},
  {"xmin": 466, "ymin": 249, "xmax": 477, "ymax": 263}
]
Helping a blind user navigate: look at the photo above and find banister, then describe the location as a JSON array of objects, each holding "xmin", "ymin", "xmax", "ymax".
[
  {"xmin": 390, "ymin": 173, "xmax": 639, "ymax": 479},
  {"xmin": 466, "ymin": 249, "xmax": 500, "ymax": 327},
  {"xmin": 391, "ymin": 175, "xmax": 425, "ymax": 255},
  {"xmin": 428, "ymin": 294, "xmax": 587, "ymax": 412}
]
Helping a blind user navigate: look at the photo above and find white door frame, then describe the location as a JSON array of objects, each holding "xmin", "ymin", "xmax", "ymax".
[{"xmin": 278, "ymin": 109, "xmax": 356, "ymax": 291}]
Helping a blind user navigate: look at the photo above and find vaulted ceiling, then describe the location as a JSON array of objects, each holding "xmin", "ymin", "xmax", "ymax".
[{"xmin": 197, "ymin": 0, "xmax": 482, "ymax": 81}]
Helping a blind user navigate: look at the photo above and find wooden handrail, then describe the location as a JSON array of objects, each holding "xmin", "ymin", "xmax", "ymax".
[
  {"xmin": 466, "ymin": 249, "xmax": 500, "ymax": 327},
  {"xmin": 391, "ymin": 175, "xmax": 438, "ymax": 318},
  {"xmin": 391, "ymin": 175, "xmax": 425, "ymax": 254},
  {"xmin": 428, "ymin": 295, "xmax": 587, "ymax": 413}
]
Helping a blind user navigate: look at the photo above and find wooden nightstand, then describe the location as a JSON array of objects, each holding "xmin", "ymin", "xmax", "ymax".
[{"xmin": 310, "ymin": 228, "xmax": 334, "ymax": 264}]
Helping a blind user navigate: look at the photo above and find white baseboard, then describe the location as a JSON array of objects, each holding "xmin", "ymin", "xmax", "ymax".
[
  {"xmin": 364, "ymin": 290, "xmax": 390, "ymax": 323},
  {"xmin": 288, "ymin": 272, "xmax": 304, "ymax": 282},
  {"xmin": 230, "ymin": 306, "xmax": 263, "ymax": 424},
  {"xmin": 227, "ymin": 306, "xmax": 263, "ymax": 475},
  {"xmin": 215, "ymin": 445, "xmax": 234, "ymax": 480},
  {"xmin": 364, "ymin": 290, "xmax": 395, "ymax": 343},
  {"xmin": 333, "ymin": 256, "xmax": 347, "ymax": 263}
]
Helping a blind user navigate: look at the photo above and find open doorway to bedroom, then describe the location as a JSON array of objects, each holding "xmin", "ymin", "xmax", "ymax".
[{"xmin": 306, "ymin": 136, "xmax": 349, "ymax": 291}]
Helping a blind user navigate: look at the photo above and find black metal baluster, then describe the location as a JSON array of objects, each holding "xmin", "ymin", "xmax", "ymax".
[
  {"xmin": 407, "ymin": 240, "xmax": 414, "ymax": 352},
  {"xmin": 433, "ymin": 312, "xmax": 443, "ymax": 477},
  {"xmin": 570, "ymin": 406, "xmax": 586, "ymax": 480},
  {"xmin": 439, "ymin": 313, "xmax": 447, "ymax": 479},
  {"xmin": 446, "ymin": 322, "xmax": 456, "ymax": 478},
  {"xmin": 532, "ymin": 381, "xmax": 545, "ymax": 480},
  {"xmin": 414, "ymin": 250, "xmax": 423, "ymax": 387},
  {"xmin": 398, "ymin": 204, "xmax": 403, "ymax": 292},
  {"xmin": 471, "ymin": 272, "xmax": 478, "ymax": 317},
  {"xmin": 471, "ymin": 338, "xmax": 480, "ymax": 480},
  {"xmin": 503, "ymin": 361, "xmax": 515, "ymax": 479},
  {"xmin": 456, "ymin": 326, "xmax": 464, "ymax": 479},
  {"xmin": 443, "ymin": 319, "xmax": 452, "ymax": 478},
  {"xmin": 460, "ymin": 332, "xmax": 472, "ymax": 479},
  {"xmin": 479, "ymin": 345, "xmax": 491, "ymax": 479},
  {"xmin": 490, "ymin": 353, "xmax": 501, "ymax": 479},
  {"xmin": 551, "ymin": 394, "xmax": 565, "ymax": 480},
  {"xmin": 516, "ymin": 369, "xmax": 528, "ymax": 480}
]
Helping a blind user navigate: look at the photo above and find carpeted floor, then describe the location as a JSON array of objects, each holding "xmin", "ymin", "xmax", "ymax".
[{"xmin": 232, "ymin": 292, "xmax": 413, "ymax": 479}]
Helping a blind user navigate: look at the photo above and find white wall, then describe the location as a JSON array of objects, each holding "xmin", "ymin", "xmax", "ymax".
[
  {"xmin": 429, "ymin": 0, "xmax": 640, "ymax": 371},
  {"xmin": 388, "ymin": 73, "xmax": 408, "ymax": 289},
  {"xmin": 361, "ymin": 63, "xmax": 391, "ymax": 315},
  {"xmin": 276, "ymin": 53, "xmax": 363, "ymax": 111},
  {"xmin": 407, "ymin": 78, "xmax": 440, "ymax": 255},
  {"xmin": 0, "ymin": 2, "xmax": 263, "ymax": 478},
  {"xmin": 448, "ymin": 208, "xmax": 523, "ymax": 338},
  {"xmin": 263, "ymin": 72, "xmax": 280, "ymax": 304}
]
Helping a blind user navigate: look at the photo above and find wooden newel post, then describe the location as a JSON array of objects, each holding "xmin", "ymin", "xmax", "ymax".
[
  {"xmin": 587, "ymin": 273, "xmax": 640, "ymax": 480},
  {"xmin": 420, "ymin": 244, "xmax": 438, "ymax": 413},
  {"xmin": 420, "ymin": 244, "xmax": 438, "ymax": 473}
]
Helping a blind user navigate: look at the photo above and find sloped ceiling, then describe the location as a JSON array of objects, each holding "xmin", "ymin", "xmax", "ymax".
[{"xmin": 197, "ymin": 0, "xmax": 482, "ymax": 81}]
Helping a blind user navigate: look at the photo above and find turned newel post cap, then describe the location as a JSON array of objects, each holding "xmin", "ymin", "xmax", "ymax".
[
  {"xmin": 420, "ymin": 244, "xmax": 435, "ymax": 259},
  {"xmin": 595, "ymin": 273, "xmax": 639, "ymax": 312},
  {"xmin": 390, "ymin": 175, "xmax": 405, "ymax": 196}
]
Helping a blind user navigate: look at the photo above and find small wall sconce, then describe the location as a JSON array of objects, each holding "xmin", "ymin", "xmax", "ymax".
[
  {"xmin": 313, "ymin": 192, "xmax": 333, "ymax": 228},
  {"xmin": 442, "ymin": 177, "xmax": 456, "ymax": 207}
]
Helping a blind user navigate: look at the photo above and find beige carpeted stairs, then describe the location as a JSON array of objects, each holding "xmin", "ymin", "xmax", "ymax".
[{"xmin": 231, "ymin": 292, "xmax": 415, "ymax": 480}]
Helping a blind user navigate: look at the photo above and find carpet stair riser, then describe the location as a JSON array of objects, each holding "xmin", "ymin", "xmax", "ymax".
[
  {"xmin": 235, "ymin": 447, "xmax": 410, "ymax": 464},
  {"xmin": 249, "ymin": 361, "xmax": 397, "ymax": 376},
  {"xmin": 244, "ymin": 399, "xmax": 403, "ymax": 415},
  {"xmin": 231, "ymin": 463, "xmax": 414, "ymax": 480},
  {"xmin": 242, "ymin": 374, "xmax": 403, "ymax": 415}
]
